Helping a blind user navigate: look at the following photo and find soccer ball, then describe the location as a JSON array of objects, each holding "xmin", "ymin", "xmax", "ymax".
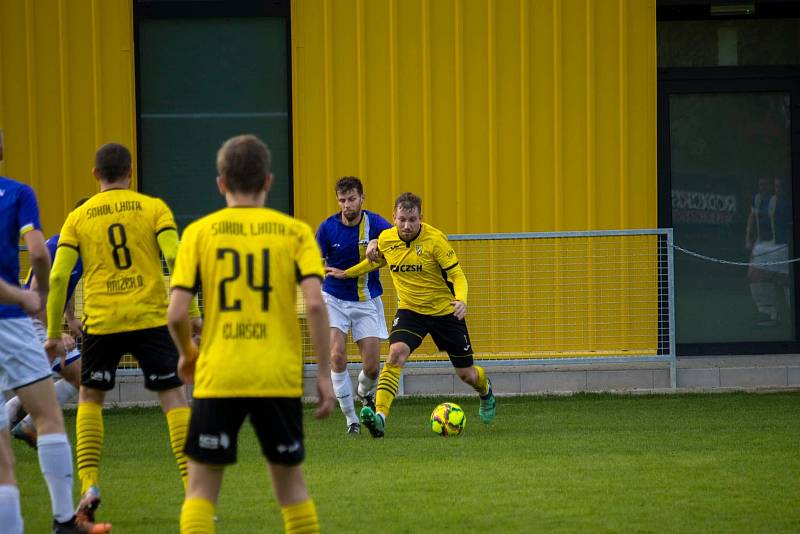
[{"xmin": 430, "ymin": 402, "xmax": 466, "ymax": 437}]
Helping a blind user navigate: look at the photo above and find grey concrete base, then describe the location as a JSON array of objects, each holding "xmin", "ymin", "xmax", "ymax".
[{"xmin": 44, "ymin": 354, "xmax": 796, "ymax": 408}]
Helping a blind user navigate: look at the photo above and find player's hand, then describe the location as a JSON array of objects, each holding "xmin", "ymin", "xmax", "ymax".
[
  {"xmin": 325, "ymin": 266, "xmax": 348, "ymax": 279},
  {"xmin": 44, "ymin": 337, "xmax": 67, "ymax": 370},
  {"xmin": 177, "ymin": 353, "xmax": 198, "ymax": 385},
  {"xmin": 190, "ymin": 317, "xmax": 203, "ymax": 345},
  {"xmin": 366, "ymin": 239, "xmax": 381, "ymax": 262},
  {"xmin": 67, "ymin": 317, "xmax": 84, "ymax": 337},
  {"xmin": 451, "ymin": 300, "xmax": 467, "ymax": 320},
  {"xmin": 18, "ymin": 289, "xmax": 42, "ymax": 316},
  {"xmin": 61, "ymin": 333, "xmax": 77, "ymax": 352},
  {"xmin": 314, "ymin": 374, "xmax": 336, "ymax": 420}
]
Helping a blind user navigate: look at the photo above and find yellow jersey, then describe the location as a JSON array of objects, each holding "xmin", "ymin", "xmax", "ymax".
[
  {"xmin": 171, "ymin": 207, "xmax": 324, "ymax": 398},
  {"xmin": 57, "ymin": 189, "xmax": 176, "ymax": 334},
  {"xmin": 378, "ymin": 222, "xmax": 468, "ymax": 316}
]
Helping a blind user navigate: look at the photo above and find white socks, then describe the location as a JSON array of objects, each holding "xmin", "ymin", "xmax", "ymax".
[
  {"xmin": 357, "ymin": 369, "xmax": 378, "ymax": 399},
  {"xmin": 37, "ymin": 433, "xmax": 75, "ymax": 522},
  {"xmin": 0, "ymin": 485, "xmax": 23, "ymax": 534},
  {"xmin": 331, "ymin": 370, "xmax": 358, "ymax": 425}
]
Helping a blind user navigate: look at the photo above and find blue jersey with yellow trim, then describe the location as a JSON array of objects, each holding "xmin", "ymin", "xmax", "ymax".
[
  {"xmin": 0, "ymin": 177, "xmax": 42, "ymax": 319},
  {"xmin": 316, "ymin": 210, "xmax": 392, "ymax": 301}
]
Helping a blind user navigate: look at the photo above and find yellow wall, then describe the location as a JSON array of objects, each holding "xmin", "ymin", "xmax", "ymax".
[
  {"xmin": 0, "ymin": 0, "xmax": 136, "ymax": 236},
  {"xmin": 291, "ymin": 0, "xmax": 656, "ymax": 233}
]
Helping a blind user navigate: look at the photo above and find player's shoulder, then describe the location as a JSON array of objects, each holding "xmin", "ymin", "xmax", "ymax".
[
  {"xmin": 378, "ymin": 225, "xmax": 399, "ymax": 243},
  {"xmin": 422, "ymin": 222, "xmax": 448, "ymax": 241},
  {"xmin": 317, "ymin": 213, "xmax": 340, "ymax": 232},
  {"xmin": 0, "ymin": 176, "xmax": 33, "ymax": 197},
  {"xmin": 364, "ymin": 209, "xmax": 389, "ymax": 223}
]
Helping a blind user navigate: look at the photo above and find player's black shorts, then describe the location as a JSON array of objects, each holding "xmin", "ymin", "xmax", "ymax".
[
  {"xmin": 389, "ymin": 309, "xmax": 474, "ymax": 368},
  {"xmin": 81, "ymin": 326, "xmax": 182, "ymax": 391},
  {"xmin": 185, "ymin": 397, "xmax": 304, "ymax": 466}
]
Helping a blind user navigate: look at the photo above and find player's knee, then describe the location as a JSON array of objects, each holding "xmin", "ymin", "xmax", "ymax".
[{"xmin": 330, "ymin": 351, "xmax": 348, "ymax": 372}]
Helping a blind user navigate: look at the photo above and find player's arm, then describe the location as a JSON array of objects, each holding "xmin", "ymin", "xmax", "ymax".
[
  {"xmin": 168, "ymin": 287, "xmax": 198, "ymax": 384},
  {"xmin": 46, "ymin": 246, "xmax": 78, "ymax": 336},
  {"xmin": 326, "ymin": 255, "xmax": 386, "ymax": 279},
  {"xmin": 438, "ymin": 240, "xmax": 469, "ymax": 320},
  {"xmin": 64, "ymin": 294, "xmax": 83, "ymax": 337},
  {"xmin": 158, "ymin": 229, "xmax": 202, "ymax": 321},
  {"xmin": 0, "ymin": 278, "xmax": 40, "ymax": 314},
  {"xmin": 301, "ymin": 276, "xmax": 336, "ymax": 419},
  {"xmin": 23, "ymin": 228, "xmax": 50, "ymax": 317}
]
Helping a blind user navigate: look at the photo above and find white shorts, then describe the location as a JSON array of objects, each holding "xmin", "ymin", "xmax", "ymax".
[
  {"xmin": 752, "ymin": 241, "xmax": 789, "ymax": 275},
  {"xmin": 0, "ymin": 317, "xmax": 53, "ymax": 391},
  {"xmin": 323, "ymin": 292, "xmax": 388, "ymax": 342},
  {"xmin": 31, "ymin": 318, "xmax": 81, "ymax": 372}
]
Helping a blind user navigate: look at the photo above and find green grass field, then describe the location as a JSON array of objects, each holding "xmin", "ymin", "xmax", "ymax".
[{"xmin": 14, "ymin": 392, "xmax": 800, "ymax": 533}]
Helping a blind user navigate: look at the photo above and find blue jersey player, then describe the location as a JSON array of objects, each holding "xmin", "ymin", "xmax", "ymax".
[
  {"xmin": 0, "ymin": 132, "xmax": 110, "ymax": 533},
  {"xmin": 316, "ymin": 177, "xmax": 392, "ymax": 434},
  {"xmin": 6, "ymin": 201, "xmax": 87, "ymax": 450}
]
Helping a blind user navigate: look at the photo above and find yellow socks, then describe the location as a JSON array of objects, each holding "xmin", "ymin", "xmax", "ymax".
[
  {"xmin": 76, "ymin": 401, "xmax": 103, "ymax": 493},
  {"xmin": 180, "ymin": 497, "xmax": 215, "ymax": 534},
  {"xmin": 473, "ymin": 365, "xmax": 489, "ymax": 396},
  {"xmin": 375, "ymin": 362, "xmax": 402, "ymax": 417},
  {"xmin": 166, "ymin": 407, "xmax": 191, "ymax": 489},
  {"xmin": 281, "ymin": 499, "xmax": 319, "ymax": 534}
]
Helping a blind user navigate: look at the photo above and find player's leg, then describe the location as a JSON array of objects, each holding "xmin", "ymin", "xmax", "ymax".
[
  {"xmin": 0, "ymin": 398, "xmax": 23, "ymax": 534},
  {"xmin": 251, "ymin": 397, "xmax": 318, "ymax": 533},
  {"xmin": 330, "ymin": 328, "xmax": 359, "ymax": 433},
  {"xmin": 181, "ymin": 462, "xmax": 224, "ymax": 534},
  {"xmin": 3, "ymin": 317, "xmax": 87, "ymax": 528},
  {"xmin": 324, "ymin": 293, "xmax": 359, "ymax": 433},
  {"xmin": 182, "ymin": 398, "xmax": 245, "ymax": 533},
  {"xmin": 353, "ymin": 296, "xmax": 388, "ymax": 409},
  {"xmin": 133, "ymin": 326, "xmax": 191, "ymax": 489},
  {"xmin": 269, "ymin": 464, "xmax": 319, "ymax": 534},
  {"xmin": 13, "ymin": 351, "xmax": 81, "ymax": 448},
  {"xmin": 430, "ymin": 315, "xmax": 496, "ymax": 424}
]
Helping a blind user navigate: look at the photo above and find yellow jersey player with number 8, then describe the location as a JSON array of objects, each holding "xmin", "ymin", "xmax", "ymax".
[{"xmin": 45, "ymin": 143, "xmax": 196, "ymax": 526}]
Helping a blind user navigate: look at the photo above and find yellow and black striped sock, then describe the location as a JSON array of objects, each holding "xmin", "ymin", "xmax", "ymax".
[
  {"xmin": 76, "ymin": 401, "xmax": 103, "ymax": 494},
  {"xmin": 281, "ymin": 499, "xmax": 319, "ymax": 534},
  {"xmin": 166, "ymin": 407, "xmax": 191, "ymax": 489},
  {"xmin": 375, "ymin": 362, "xmax": 402, "ymax": 417},
  {"xmin": 180, "ymin": 497, "xmax": 215, "ymax": 534},
  {"xmin": 473, "ymin": 365, "xmax": 489, "ymax": 396}
]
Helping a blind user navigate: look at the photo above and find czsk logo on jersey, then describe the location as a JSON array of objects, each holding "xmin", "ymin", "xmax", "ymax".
[
  {"xmin": 199, "ymin": 432, "xmax": 231, "ymax": 450},
  {"xmin": 390, "ymin": 264, "xmax": 423, "ymax": 273}
]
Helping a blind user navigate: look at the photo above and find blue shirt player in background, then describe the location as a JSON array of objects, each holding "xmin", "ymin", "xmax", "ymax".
[
  {"xmin": 0, "ymin": 126, "xmax": 110, "ymax": 533},
  {"xmin": 316, "ymin": 177, "xmax": 392, "ymax": 434},
  {"xmin": 6, "ymin": 199, "xmax": 88, "ymax": 450}
]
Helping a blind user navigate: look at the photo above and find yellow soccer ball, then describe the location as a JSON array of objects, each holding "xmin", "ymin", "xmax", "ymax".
[{"xmin": 430, "ymin": 402, "xmax": 466, "ymax": 437}]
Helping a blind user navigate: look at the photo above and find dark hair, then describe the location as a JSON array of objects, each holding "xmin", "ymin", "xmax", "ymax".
[
  {"xmin": 335, "ymin": 176, "xmax": 363, "ymax": 196},
  {"xmin": 395, "ymin": 192, "xmax": 421, "ymax": 213},
  {"xmin": 95, "ymin": 143, "xmax": 132, "ymax": 182},
  {"xmin": 216, "ymin": 135, "xmax": 271, "ymax": 194}
]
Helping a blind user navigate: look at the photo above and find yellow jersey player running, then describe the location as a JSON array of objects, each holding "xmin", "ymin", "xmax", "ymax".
[
  {"xmin": 167, "ymin": 134, "xmax": 335, "ymax": 533},
  {"xmin": 45, "ymin": 143, "xmax": 196, "ymax": 524},
  {"xmin": 327, "ymin": 192, "xmax": 496, "ymax": 437}
]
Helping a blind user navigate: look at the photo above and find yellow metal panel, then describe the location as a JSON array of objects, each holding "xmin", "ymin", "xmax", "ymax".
[
  {"xmin": 0, "ymin": 0, "xmax": 136, "ymax": 236},
  {"xmin": 291, "ymin": 0, "xmax": 656, "ymax": 233}
]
